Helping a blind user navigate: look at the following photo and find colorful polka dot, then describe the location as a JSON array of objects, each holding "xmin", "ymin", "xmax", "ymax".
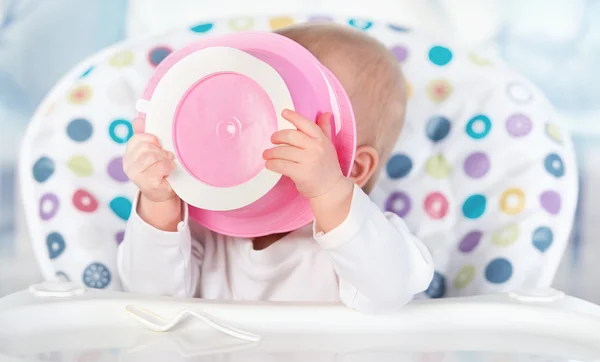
[
  {"xmin": 109, "ymin": 51, "xmax": 134, "ymax": 67},
  {"xmin": 67, "ymin": 155, "xmax": 93, "ymax": 177},
  {"xmin": 544, "ymin": 153, "xmax": 565, "ymax": 178},
  {"xmin": 532, "ymin": 226, "xmax": 553, "ymax": 252},
  {"xmin": 385, "ymin": 192, "xmax": 411, "ymax": 218},
  {"xmin": 540, "ymin": 191, "xmax": 561, "ymax": 215},
  {"xmin": 505, "ymin": 113, "xmax": 532, "ymax": 137},
  {"xmin": 386, "ymin": 154, "xmax": 412, "ymax": 179},
  {"xmin": 428, "ymin": 46, "xmax": 453, "ymax": 66},
  {"xmin": 33, "ymin": 156, "xmax": 55, "ymax": 183},
  {"xmin": 506, "ymin": 81, "xmax": 533, "ymax": 104},
  {"xmin": 348, "ymin": 19, "xmax": 373, "ymax": 30},
  {"xmin": 425, "ymin": 271, "xmax": 446, "ymax": 298},
  {"xmin": 228, "ymin": 17, "xmax": 254, "ymax": 31},
  {"xmin": 116, "ymin": 231, "xmax": 125, "ymax": 245},
  {"xmin": 426, "ymin": 116, "xmax": 451, "ymax": 142},
  {"xmin": 454, "ymin": 265, "xmax": 475, "ymax": 289},
  {"xmin": 55, "ymin": 271, "xmax": 70, "ymax": 282},
  {"xmin": 458, "ymin": 231, "xmax": 482, "ymax": 253},
  {"xmin": 424, "ymin": 192, "xmax": 449, "ymax": 219},
  {"xmin": 391, "ymin": 45, "xmax": 409, "ymax": 62},
  {"xmin": 388, "ymin": 24, "xmax": 410, "ymax": 32},
  {"xmin": 66, "ymin": 118, "xmax": 93, "ymax": 142},
  {"xmin": 269, "ymin": 16, "xmax": 294, "ymax": 30},
  {"xmin": 73, "ymin": 189, "xmax": 99, "ymax": 213},
  {"xmin": 110, "ymin": 196, "xmax": 132, "ymax": 220},
  {"xmin": 190, "ymin": 22, "xmax": 213, "ymax": 33},
  {"xmin": 46, "ymin": 232, "xmax": 66, "ymax": 259},
  {"xmin": 109, "ymin": 119, "xmax": 133, "ymax": 144},
  {"xmin": 107, "ymin": 157, "xmax": 128, "ymax": 182},
  {"xmin": 426, "ymin": 79, "xmax": 453, "ymax": 104},
  {"xmin": 425, "ymin": 154, "xmax": 452, "ymax": 179},
  {"xmin": 406, "ymin": 81, "xmax": 413, "ymax": 100},
  {"xmin": 463, "ymin": 152, "xmax": 490, "ymax": 178},
  {"xmin": 148, "ymin": 46, "xmax": 172, "ymax": 67},
  {"xmin": 40, "ymin": 193, "xmax": 60, "ymax": 221},
  {"xmin": 462, "ymin": 194, "xmax": 486, "ymax": 219},
  {"xmin": 499, "ymin": 188, "xmax": 525, "ymax": 215},
  {"xmin": 468, "ymin": 52, "xmax": 492, "ymax": 66},
  {"xmin": 68, "ymin": 85, "xmax": 92, "ymax": 105},
  {"xmin": 466, "ymin": 114, "xmax": 492, "ymax": 139},
  {"xmin": 485, "ymin": 258, "xmax": 513, "ymax": 284},
  {"xmin": 492, "ymin": 224, "xmax": 519, "ymax": 246},
  {"xmin": 545, "ymin": 123, "xmax": 563, "ymax": 144},
  {"xmin": 80, "ymin": 66, "xmax": 94, "ymax": 78},
  {"xmin": 83, "ymin": 262, "xmax": 111, "ymax": 289}
]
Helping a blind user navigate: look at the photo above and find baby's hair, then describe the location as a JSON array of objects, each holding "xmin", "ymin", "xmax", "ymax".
[{"xmin": 276, "ymin": 23, "xmax": 407, "ymax": 190}]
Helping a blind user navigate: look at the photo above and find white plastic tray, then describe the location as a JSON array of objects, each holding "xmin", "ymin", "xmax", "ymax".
[{"xmin": 1, "ymin": 285, "xmax": 599, "ymax": 361}]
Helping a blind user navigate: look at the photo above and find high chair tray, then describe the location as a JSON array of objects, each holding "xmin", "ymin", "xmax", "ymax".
[{"xmin": 0, "ymin": 284, "xmax": 599, "ymax": 361}]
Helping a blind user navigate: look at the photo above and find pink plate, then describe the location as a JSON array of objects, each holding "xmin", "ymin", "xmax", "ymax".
[{"xmin": 138, "ymin": 32, "xmax": 356, "ymax": 237}]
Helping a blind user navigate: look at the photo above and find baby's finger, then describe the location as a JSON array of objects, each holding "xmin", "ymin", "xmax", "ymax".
[
  {"xmin": 131, "ymin": 149, "xmax": 172, "ymax": 176},
  {"xmin": 262, "ymin": 145, "xmax": 303, "ymax": 163},
  {"xmin": 125, "ymin": 133, "xmax": 160, "ymax": 153},
  {"xmin": 132, "ymin": 117, "xmax": 146, "ymax": 134},
  {"xmin": 281, "ymin": 109, "xmax": 322, "ymax": 138},
  {"xmin": 265, "ymin": 159, "xmax": 299, "ymax": 179},
  {"xmin": 271, "ymin": 129, "xmax": 313, "ymax": 148},
  {"xmin": 144, "ymin": 159, "xmax": 176, "ymax": 183},
  {"xmin": 317, "ymin": 113, "xmax": 333, "ymax": 141},
  {"xmin": 130, "ymin": 142, "xmax": 170, "ymax": 163}
]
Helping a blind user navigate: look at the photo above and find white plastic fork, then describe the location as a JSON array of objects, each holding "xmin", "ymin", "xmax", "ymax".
[{"xmin": 125, "ymin": 304, "xmax": 262, "ymax": 342}]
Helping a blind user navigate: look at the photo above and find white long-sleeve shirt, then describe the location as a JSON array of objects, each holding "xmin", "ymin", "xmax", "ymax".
[{"xmin": 117, "ymin": 185, "xmax": 434, "ymax": 313}]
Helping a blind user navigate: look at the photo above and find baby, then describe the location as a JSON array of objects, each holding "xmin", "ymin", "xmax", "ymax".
[{"xmin": 118, "ymin": 23, "xmax": 433, "ymax": 313}]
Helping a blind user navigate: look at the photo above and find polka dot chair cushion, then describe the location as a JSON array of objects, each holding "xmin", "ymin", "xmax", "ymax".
[{"xmin": 19, "ymin": 15, "xmax": 577, "ymax": 297}]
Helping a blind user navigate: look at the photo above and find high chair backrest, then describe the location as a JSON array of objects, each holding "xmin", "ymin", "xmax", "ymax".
[{"xmin": 19, "ymin": 15, "xmax": 578, "ymax": 297}]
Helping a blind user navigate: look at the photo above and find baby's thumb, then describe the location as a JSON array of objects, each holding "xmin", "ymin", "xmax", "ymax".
[
  {"xmin": 317, "ymin": 113, "xmax": 333, "ymax": 140},
  {"xmin": 132, "ymin": 117, "xmax": 146, "ymax": 134}
]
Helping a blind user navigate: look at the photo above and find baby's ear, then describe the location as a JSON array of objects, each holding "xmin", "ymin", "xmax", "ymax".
[{"xmin": 349, "ymin": 145, "xmax": 379, "ymax": 189}]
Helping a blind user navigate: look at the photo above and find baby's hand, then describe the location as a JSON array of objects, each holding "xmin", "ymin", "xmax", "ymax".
[
  {"xmin": 123, "ymin": 118, "xmax": 177, "ymax": 203},
  {"xmin": 263, "ymin": 110, "xmax": 345, "ymax": 199}
]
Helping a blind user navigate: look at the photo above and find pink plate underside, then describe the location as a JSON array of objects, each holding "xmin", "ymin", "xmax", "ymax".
[{"xmin": 140, "ymin": 31, "xmax": 356, "ymax": 237}]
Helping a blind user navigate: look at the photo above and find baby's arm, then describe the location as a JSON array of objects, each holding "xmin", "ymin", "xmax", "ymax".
[
  {"xmin": 313, "ymin": 184, "xmax": 434, "ymax": 312},
  {"xmin": 117, "ymin": 196, "xmax": 201, "ymax": 297},
  {"xmin": 117, "ymin": 118, "xmax": 201, "ymax": 297},
  {"xmin": 263, "ymin": 110, "xmax": 433, "ymax": 312}
]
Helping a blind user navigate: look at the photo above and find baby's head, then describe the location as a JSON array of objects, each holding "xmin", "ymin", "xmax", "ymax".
[{"xmin": 277, "ymin": 23, "xmax": 407, "ymax": 192}]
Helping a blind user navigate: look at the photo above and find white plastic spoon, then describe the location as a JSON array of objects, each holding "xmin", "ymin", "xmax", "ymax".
[{"xmin": 125, "ymin": 304, "xmax": 262, "ymax": 342}]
